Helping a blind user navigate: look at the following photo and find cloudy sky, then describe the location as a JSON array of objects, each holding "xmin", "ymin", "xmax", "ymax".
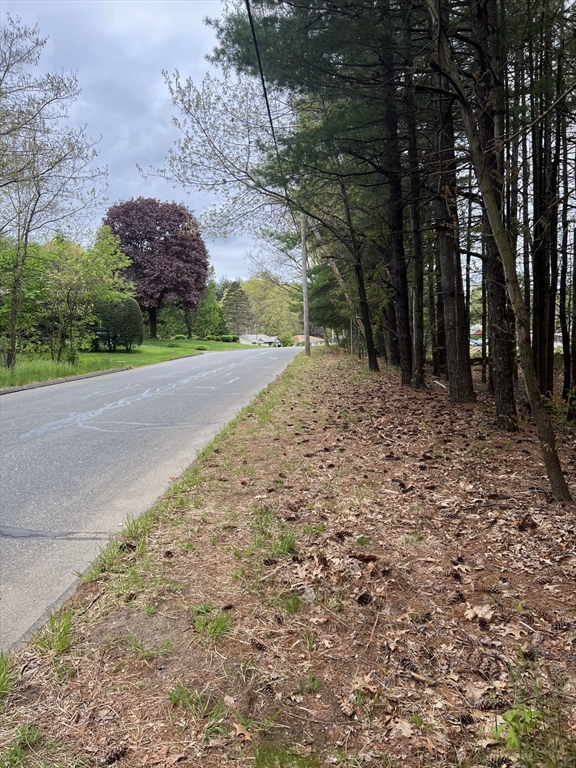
[{"xmin": 2, "ymin": 0, "xmax": 255, "ymax": 279}]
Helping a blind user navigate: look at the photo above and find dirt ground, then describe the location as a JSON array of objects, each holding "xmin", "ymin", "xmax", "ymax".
[{"xmin": 1, "ymin": 349, "xmax": 575, "ymax": 767}]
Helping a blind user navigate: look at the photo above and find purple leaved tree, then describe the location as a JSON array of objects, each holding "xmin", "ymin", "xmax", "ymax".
[{"xmin": 103, "ymin": 198, "xmax": 209, "ymax": 337}]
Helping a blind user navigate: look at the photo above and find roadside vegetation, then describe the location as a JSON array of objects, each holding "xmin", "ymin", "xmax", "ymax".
[
  {"xmin": 0, "ymin": 337, "xmax": 255, "ymax": 391},
  {"xmin": 1, "ymin": 349, "xmax": 574, "ymax": 767}
]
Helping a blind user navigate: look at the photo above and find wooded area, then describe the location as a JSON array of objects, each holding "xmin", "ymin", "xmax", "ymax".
[{"xmin": 158, "ymin": 0, "xmax": 576, "ymax": 500}]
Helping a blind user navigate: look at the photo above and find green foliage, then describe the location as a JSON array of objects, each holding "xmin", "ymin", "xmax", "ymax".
[
  {"xmin": 306, "ymin": 264, "xmax": 351, "ymax": 333},
  {"xmin": 489, "ymin": 664, "xmax": 576, "ymax": 767},
  {"xmin": 93, "ymin": 296, "xmax": 144, "ymax": 352},
  {"xmin": 281, "ymin": 592, "xmax": 303, "ymax": 614},
  {"xmin": 280, "ymin": 334, "xmax": 294, "ymax": 347},
  {"xmin": 493, "ymin": 705, "xmax": 543, "ymax": 750},
  {"xmin": 0, "ymin": 239, "xmax": 49, "ymax": 346},
  {"xmin": 243, "ymin": 275, "xmax": 301, "ymax": 337},
  {"xmin": 124, "ymin": 633, "xmax": 173, "ymax": 661},
  {"xmin": 0, "ymin": 725, "xmax": 44, "ymax": 768},
  {"xmin": 192, "ymin": 272, "xmax": 228, "ymax": 337},
  {"xmin": 167, "ymin": 684, "xmax": 226, "ymax": 738},
  {"xmin": 221, "ymin": 281, "xmax": 254, "ymax": 335},
  {"xmin": 0, "ymin": 654, "xmax": 13, "ymax": 706},
  {"xmin": 190, "ymin": 602, "xmax": 232, "ymax": 638},
  {"xmin": 254, "ymin": 742, "xmax": 320, "ymax": 768},
  {"xmin": 269, "ymin": 532, "xmax": 297, "ymax": 557},
  {"xmin": 298, "ymin": 671, "xmax": 322, "ymax": 693},
  {"xmin": 41, "ymin": 228, "xmax": 133, "ymax": 362},
  {"xmin": 33, "ymin": 610, "xmax": 74, "ymax": 655}
]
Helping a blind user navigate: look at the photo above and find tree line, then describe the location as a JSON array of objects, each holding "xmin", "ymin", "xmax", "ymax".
[{"xmin": 155, "ymin": 0, "xmax": 576, "ymax": 500}]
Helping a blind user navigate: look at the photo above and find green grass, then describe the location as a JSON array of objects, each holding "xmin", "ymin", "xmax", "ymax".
[
  {"xmin": 124, "ymin": 633, "xmax": 174, "ymax": 661},
  {"xmin": 167, "ymin": 684, "xmax": 226, "ymax": 738},
  {"xmin": 0, "ymin": 653, "xmax": 13, "ymax": 706},
  {"xmin": 0, "ymin": 725, "xmax": 44, "ymax": 768},
  {"xmin": 190, "ymin": 602, "xmax": 232, "ymax": 638},
  {"xmin": 298, "ymin": 671, "xmax": 322, "ymax": 693},
  {"xmin": 32, "ymin": 611, "xmax": 74, "ymax": 656},
  {"xmin": 254, "ymin": 742, "xmax": 320, "ymax": 768},
  {"xmin": 0, "ymin": 337, "xmax": 254, "ymax": 389}
]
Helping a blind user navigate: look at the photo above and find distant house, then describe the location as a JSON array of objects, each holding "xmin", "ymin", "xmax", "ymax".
[
  {"xmin": 239, "ymin": 334, "xmax": 282, "ymax": 347},
  {"xmin": 294, "ymin": 335, "xmax": 325, "ymax": 347}
]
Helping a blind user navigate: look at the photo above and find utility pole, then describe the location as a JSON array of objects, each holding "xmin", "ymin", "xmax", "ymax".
[{"xmin": 301, "ymin": 214, "xmax": 310, "ymax": 357}]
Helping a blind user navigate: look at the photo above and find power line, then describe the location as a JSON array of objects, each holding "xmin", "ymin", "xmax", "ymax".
[{"xmin": 244, "ymin": 0, "xmax": 282, "ymax": 170}]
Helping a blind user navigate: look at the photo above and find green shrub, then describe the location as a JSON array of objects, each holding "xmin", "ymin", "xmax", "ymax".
[
  {"xmin": 93, "ymin": 297, "xmax": 144, "ymax": 352},
  {"xmin": 220, "ymin": 334, "xmax": 239, "ymax": 343},
  {"xmin": 173, "ymin": 334, "xmax": 186, "ymax": 340},
  {"xmin": 280, "ymin": 334, "xmax": 294, "ymax": 347}
]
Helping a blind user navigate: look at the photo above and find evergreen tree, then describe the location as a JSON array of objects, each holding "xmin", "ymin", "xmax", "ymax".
[{"xmin": 221, "ymin": 282, "xmax": 254, "ymax": 335}]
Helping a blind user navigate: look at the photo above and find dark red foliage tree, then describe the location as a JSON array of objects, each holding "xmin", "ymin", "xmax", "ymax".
[{"xmin": 103, "ymin": 197, "xmax": 209, "ymax": 337}]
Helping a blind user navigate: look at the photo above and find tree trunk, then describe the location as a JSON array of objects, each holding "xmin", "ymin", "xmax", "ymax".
[
  {"xmin": 559, "ymin": 118, "xmax": 570, "ymax": 400},
  {"xmin": 434, "ymin": 77, "xmax": 475, "ymax": 402},
  {"xmin": 184, "ymin": 309, "xmax": 194, "ymax": 339},
  {"xmin": 380, "ymin": 0, "xmax": 412, "ymax": 384},
  {"xmin": 148, "ymin": 306, "xmax": 158, "ymax": 339},
  {"xmin": 335, "ymin": 172, "xmax": 379, "ymax": 372},
  {"xmin": 470, "ymin": 0, "xmax": 516, "ymax": 428},
  {"xmin": 428, "ymin": 0, "xmax": 572, "ymax": 500},
  {"xmin": 404, "ymin": 24, "xmax": 425, "ymax": 389}
]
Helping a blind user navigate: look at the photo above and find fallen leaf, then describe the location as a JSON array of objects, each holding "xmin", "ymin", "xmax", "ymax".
[
  {"xmin": 232, "ymin": 723, "xmax": 252, "ymax": 741},
  {"xmin": 224, "ymin": 695, "xmax": 236, "ymax": 706},
  {"xmin": 390, "ymin": 719, "xmax": 414, "ymax": 739},
  {"xmin": 464, "ymin": 604, "xmax": 494, "ymax": 622},
  {"xmin": 353, "ymin": 674, "xmax": 378, "ymax": 693},
  {"xmin": 500, "ymin": 624, "xmax": 526, "ymax": 639},
  {"xmin": 465, "ymin": 682, "xmax": 489, "ymax": 703}
]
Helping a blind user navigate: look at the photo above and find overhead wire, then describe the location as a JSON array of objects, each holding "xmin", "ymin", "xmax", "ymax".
[{"xmin": 244, "ymin": 0, "xmax": 283, "ymax": 174}]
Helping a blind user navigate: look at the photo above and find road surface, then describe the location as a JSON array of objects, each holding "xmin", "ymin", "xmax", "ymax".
[{"xmin": 0, "ymin": 347, "xmax": 301, "ymax": 651}]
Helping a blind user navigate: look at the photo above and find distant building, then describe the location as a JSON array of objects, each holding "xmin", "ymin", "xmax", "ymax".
[
  {"xmin": 239, "ymin": 334, "xmax": 282, "ymax": 347},
  {"xmin": 293, "ymin": 335, "xmax": 325, "ymax": 346}
]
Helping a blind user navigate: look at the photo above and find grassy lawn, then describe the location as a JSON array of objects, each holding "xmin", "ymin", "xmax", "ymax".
[{"xmin": 0, "ymin": 338, "xmax": 255, "ymax": 390}]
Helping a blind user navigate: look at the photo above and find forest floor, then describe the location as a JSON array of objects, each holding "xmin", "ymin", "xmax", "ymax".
[{"xmin": 1, "ymin": 349, "xmax": 576, "ymax": 768}]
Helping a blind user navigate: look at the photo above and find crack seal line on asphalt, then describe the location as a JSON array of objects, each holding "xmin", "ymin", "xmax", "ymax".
[
  {"xmin": 0, "ymin": 525, "xmax": 110, "ymax": 540},
  {"xmin": 20, "ymin": 363, "xmax": 237, "ymax": 442}
]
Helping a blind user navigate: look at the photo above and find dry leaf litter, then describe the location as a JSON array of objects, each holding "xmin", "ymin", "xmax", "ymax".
[{"xmin": 1, "ymin": 350, "xmax": 575, "ymax": 767}]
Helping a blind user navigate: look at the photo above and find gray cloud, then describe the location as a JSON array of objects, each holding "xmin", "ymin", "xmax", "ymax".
[{"xmin": 2, "ymin": 0, "xmax": 253, "ymax": 278}]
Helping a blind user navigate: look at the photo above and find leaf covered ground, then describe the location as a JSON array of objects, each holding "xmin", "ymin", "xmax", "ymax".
[{"xmin": 1, "ymin": 349, "xmax": 576, "ymax": 767}]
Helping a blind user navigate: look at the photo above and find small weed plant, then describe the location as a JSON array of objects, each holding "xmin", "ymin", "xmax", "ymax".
[
  {"xmin": 0, "ymin": 654, "xmax": 12, "ymax": 707},
  {"xmin": 167, "ymin": 684, "xmax": 226, "ymax": 738},
  {"xmin": 298, "ymin": 671, "xmax": 322, "ymax": 694},
  {"xmin": 125, "ymin": 633, "xmax": 173, "ymax": 661},
  {"xmin": 490, "ymin": 662, "xmax": 576, "ymax": 767},
  {"xmin": 0, "ymin": 724, "xmax": 43, "ymax": 768},
  {"xmin": 33, "ymin": 610, "xmax": 74, "ymax": 655},
  {"xmin": 190, "ymin": 602, "xmax": 232, "ymax": 638}
]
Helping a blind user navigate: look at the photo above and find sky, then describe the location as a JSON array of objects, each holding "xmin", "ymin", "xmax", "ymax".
[{"xmin": 1, "ymin": 0, "xmax": 255, "ymax": 280}]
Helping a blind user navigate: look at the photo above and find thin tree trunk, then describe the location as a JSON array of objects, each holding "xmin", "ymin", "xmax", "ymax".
[
  {"xmin": 406, "ymin": 69, "xmax": 425, "ymax": 388},
  {"xmin": 470, "ymin": 0, "xmax": 516, "ymax": 428},
  {"xmin": 559, "ymin": 115, "xmax": 571, "ymax": 399},
  {"xmin": 149, "ymin": 306, "xmax": 158, "ymax": 339},
  {"xmin": 434, "ymin": 75, "xmax": 475, "ymax": 402},
  {"xmin": 380, "ymin": 0, "xmax": 412, "ymax": 384}
]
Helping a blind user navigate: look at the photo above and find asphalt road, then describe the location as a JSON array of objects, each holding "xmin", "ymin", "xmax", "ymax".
[{"xmin": 0, "ymin": 347, "xmax": 301, "ymax": 651}]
